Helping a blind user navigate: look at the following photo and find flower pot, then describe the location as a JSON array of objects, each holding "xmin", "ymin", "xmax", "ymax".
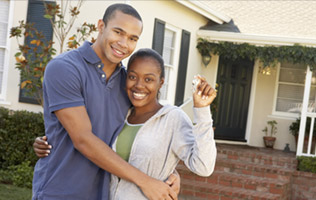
[{"xmin": 263, "ymin": 136, "xmax": 276, "ymax": 148}]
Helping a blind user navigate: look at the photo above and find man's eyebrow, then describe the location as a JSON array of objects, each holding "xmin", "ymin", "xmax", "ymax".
[{"xmin": 113, "ymin": 27, "xmax": 139, "ymax": 39}]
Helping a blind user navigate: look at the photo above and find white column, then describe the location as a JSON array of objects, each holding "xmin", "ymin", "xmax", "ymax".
[{"xmin": 297, "ymin": 65, "xmax": 312, "ymax": 156}]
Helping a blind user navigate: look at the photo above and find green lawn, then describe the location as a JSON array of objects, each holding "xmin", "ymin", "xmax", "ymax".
[{"xmin": 0, "ymin": 183, "xmax": 32, "ymax": 200}]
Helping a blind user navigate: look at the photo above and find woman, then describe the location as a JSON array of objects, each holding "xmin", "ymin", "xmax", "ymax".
[{"xmin": 34, "ymin": 48, "xmax": 217, "ymax": 200}]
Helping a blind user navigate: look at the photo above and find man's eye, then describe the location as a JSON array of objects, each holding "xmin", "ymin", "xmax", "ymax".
[
  {"xmin": 130, "ymin": 37, "xmax": 138, "ymax": 42},
  {"xmin": 145, "ymin": 78, "xmax": 152, "ymax": 82}
]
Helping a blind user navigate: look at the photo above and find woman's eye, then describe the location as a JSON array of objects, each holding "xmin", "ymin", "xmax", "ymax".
[
  {"xmin": 145, "ymin": 78, "xmax": 152, "ymax": 82},
  {"xmin": 128, "ymin": 75, "xmax": 136, "ymax": 80}
]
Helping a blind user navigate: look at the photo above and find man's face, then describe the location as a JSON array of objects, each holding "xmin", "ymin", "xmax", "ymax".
[{"xmin": 97, "ymin": 11, "xmax": 143, "ymax": 66}]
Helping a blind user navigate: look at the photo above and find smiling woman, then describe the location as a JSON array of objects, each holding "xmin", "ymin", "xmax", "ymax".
[{"xmin": 108, "ymin": 48, "xmax": 217, "ymax": 199}]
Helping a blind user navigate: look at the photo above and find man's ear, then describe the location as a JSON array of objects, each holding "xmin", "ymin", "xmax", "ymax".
[{"xmin": 97, "ymin": 19, "xmax": 105, "ymax": 33}]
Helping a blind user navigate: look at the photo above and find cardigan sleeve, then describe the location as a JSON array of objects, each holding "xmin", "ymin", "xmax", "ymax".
[{"xmin": 171, "ymin": 106, "xmax": 217, "ymax": 177}]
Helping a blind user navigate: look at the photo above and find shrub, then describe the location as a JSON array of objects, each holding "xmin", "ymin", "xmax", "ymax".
[
  {"xmin": 9, "ymin": 161, "xmax": 34, "ymax": 188},
  {"xmin": 0, "ymin": 107, "xmax": 44, "ymax": 188},
  {"xmin": 297, "ymin": 156, "xmax": 316, "ymax": 173}
]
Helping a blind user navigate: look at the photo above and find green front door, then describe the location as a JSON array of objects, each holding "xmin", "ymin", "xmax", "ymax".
[{"xmin": 214, "ymin": 58, "xmax": 254, "ymax": 141}]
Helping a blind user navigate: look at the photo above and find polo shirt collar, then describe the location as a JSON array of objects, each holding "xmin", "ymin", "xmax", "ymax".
[{"xmin": 79, "ymin": 41, "xmax": 125, "ymax": 71}]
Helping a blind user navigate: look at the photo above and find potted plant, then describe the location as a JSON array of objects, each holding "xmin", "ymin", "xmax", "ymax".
[{"xmin": 262, "ymin": 120, "xmax": 277, "ymax": 148}]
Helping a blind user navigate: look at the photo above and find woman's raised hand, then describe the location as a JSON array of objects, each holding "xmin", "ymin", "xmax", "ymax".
[{"xmin": 192, "ymin": 75, "xmax": 217, "ymax": 108}]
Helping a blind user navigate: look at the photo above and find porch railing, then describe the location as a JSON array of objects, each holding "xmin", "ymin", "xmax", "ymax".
[{"xmin": 297, "ymin": 65, "xmax": 316, "ymax": 157}]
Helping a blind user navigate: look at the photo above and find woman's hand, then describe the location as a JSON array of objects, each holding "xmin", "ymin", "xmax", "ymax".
[
  {"xmin": 193, "ymin": 75, "xmax": 217, "ymax": 108},
  {"xmin": 33, "ymin": 136, "xmax": 52, "ymax": 158}
]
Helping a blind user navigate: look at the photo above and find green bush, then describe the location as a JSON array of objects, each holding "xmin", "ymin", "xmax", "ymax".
[
  {"xmin": 0, "ymin": 107, "xmax": 44, "ymax": 188},
  {"xmin": 297, "ymin": 156, "xmax": 316, "ymax": 173},
  {"xmin": 9, "ymin": 161, "xmax": 34, "ymax": 188}
]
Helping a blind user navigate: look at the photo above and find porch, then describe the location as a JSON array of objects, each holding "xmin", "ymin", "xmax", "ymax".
[{"xmin": 177, "ymin": 143, "xmax": 316, "ymax": 200}]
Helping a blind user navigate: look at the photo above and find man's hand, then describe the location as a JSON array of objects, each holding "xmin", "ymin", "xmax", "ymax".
[
  {"xmin": 33, "ymin": 136, "xmax": 52, "ymax": 158},
  {"xmin": 139, "ymin": 176, "xmax": 177, "ymax": 200},
  {"xmin": 165, "ymin": 170, "xmax": 180, "ymax": 197}
]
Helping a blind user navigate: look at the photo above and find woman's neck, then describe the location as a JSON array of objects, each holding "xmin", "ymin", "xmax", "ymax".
[{"xmin": 128, "ymin": 103, "xmax": 163, "ymax": 124}]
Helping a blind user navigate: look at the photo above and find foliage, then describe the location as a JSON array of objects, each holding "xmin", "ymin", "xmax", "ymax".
[
  {"xmin": 289, "ymin": 117, "xmax": 316, "ymax": 137},
  {"xmin": 0, "ymin": 183, "xmax": 31, "ymax": 200},
  {"xmin": 9, "ymin": 161, "xmax": 33, "ymax": 188},
  {"xmin": 297, "ymin": 156, "xmax": 316, "ymax": 173},
  {"xmin": 10, "ymin": 0, "xmax": 97, "ymax": 106},
  {"xmin": 262, "ymin": 120, "xmax": 278, "ymax": 137},
  {"xmin": 196, "ymin": 38, "xmax": 316, "ymax": 70},
  {"xmin": 0, "ymin": 107, "xmax": 44, "ymax": 188}
]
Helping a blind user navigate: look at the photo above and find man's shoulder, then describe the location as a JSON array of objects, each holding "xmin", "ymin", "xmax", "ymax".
[{"xmin": 46, "ymin": 50, "xmax": 84, "ymax": 72}]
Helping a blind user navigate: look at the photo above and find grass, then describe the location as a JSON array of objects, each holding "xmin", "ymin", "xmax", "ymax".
[{"xmin": 0, "ymin": 183, "xmax": 32, "ymax": 200}]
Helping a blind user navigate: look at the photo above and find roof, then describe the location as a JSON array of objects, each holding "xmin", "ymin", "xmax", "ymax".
[
  {"xmin": 202, "ymin": 1, "xmax": 316, "ymax": 40},
  {"xmin": 175, "ymin": 0, "xmax": 231, "ymax": 24}
]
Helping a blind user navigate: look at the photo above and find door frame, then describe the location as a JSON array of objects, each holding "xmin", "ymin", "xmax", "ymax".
[{"xmin": 213, "ymin": 57, "xmax": 259, "ymax": 144}]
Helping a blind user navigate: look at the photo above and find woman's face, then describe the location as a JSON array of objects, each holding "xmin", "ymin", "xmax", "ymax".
[{"xmin": 126, "ymin": 57, "xmax": 164, "ymax": 110}]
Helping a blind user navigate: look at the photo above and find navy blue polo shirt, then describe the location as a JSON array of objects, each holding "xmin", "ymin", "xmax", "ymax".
[{"xmin": 32, "ymin": 41, "xmax": 131, "ymax": 200}]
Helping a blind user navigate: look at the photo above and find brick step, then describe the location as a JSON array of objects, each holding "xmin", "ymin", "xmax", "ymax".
[
  {"xmin": 217, "ymin": 144, "xmax": 297, "ymax": 170},
  {"xmin": 179, "ymin": 179, "xmax": 284, "ymax": 200},
  {"xmin": 208, "ymin": 171, "xmax": 290, "ymax": 197},
  {"xmin": 214, "ymin": 158, "xmax": 295, "ymax": 181}
]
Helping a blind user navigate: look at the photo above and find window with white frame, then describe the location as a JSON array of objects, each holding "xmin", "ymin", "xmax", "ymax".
[
  {"xmin": 152, "ymin": 19, "xmax": 190, "ymax": 105},
  {"xmin": 275, "ymin": 62, "xmax": 316, "ymax": 114},
  {"xmin": 0, "ymin": 0, "xmax": 10, "ymax": 99},
  {"xmin": 160, "ymin": 27, "xmax": 179, "ymax": 101}
]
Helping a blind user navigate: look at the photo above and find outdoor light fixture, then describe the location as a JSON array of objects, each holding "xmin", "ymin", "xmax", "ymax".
[{"xmin": 202, "ymin": 54, "xmax": 212, "ymax": 67}]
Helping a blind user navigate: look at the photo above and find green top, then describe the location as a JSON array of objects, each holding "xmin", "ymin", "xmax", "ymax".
[{"xmin": 116, "ymin": 122, "xmax": 142, "ymax": 162}]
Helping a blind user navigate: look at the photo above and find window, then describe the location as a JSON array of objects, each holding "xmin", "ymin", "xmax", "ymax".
[
  {"xmin": 160, "ymin": 27, "xmax": 177, "ymax": 101},
  {"xmin": 0, "ymin": 0, "xmax": 11, "ymax": 101},
  {"xmin": 152, "ymin": 19, "xmax": 190, "ymax": 105},
  {"xmin": 275, "ymin": 62, "xmax": 316, "ymax": 115},
  {"xmin": 19, "ymin": 0, "xmax": 54, "ymax": 104}
]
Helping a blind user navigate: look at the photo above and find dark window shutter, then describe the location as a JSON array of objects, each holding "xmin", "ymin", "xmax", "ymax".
[
  {"xmin": 19, "ymin": 0, "xmax": 55, "ymax": 104},
  {"xmin": 152, "ymin": 19, "xmax": 165, "ymax": 55},
  {"xmin": 175, "ymin": 30, "xmax": 190, "ymax": 106}
]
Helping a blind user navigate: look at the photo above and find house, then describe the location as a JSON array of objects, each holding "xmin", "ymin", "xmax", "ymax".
[
  {"xmin": 1, "ymin": 0, "xmax": 316, "ymax": 154},
  {"xmin": 197, "ymin": 1, "xmax": 316, "ymax": 155}
]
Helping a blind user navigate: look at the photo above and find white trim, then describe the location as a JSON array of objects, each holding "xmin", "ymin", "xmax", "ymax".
[
  {"xmin": 197, "ymin": 30, "xmax": 316, "ymax": 47},
  {"xmin": 297, "ymin": 66, "xmax": 313, "ymax": 156},
  {"xmin": 161, "ymin": 24, "xmax": 181, "ymax": 105},
  {"xmin": 175, "ymin": 0, "xmax": 231, "ymax": 24},
  {"xmin": 0, "ymin": 0, "xmax": 14, "ymax": 101},
  {"xmin": 0, "ymin": 100, "xmax": 11, "ymax": 105},
  {"xmin": 244, "ymin": 59, "xmax": 259, "ymax": 145}
]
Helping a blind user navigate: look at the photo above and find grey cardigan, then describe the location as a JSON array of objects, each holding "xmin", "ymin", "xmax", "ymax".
[{"xmin": 110, "ymin": 105, "xmax": 217, "ymax": 200}]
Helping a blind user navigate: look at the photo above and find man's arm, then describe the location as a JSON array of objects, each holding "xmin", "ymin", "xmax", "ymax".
[
  {"xmin": 33, "ymin": 135, "xmax": 181, "ymax": 195},
  {"xmin": 55, "ymin": 106, "xmax": 177, "ymax": 200}
]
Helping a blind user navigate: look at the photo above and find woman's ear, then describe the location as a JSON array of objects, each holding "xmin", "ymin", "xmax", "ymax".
[{"xmin": 159, "ymin": 78, "xmax": 165, "ymax": 89}]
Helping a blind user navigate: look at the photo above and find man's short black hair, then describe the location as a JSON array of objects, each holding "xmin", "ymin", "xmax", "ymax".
[{"xmin": 103, "ymin": 3, "xmax": 142, "ymax": 26}]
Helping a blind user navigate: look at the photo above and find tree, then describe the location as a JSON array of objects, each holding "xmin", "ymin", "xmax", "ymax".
[{"xmin": 10, "ymin": 0, "xmax": 97, "ymax": 106}]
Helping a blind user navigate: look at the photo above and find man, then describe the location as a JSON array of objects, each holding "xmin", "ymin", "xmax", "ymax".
[{"xmin": 32, "ymin": 3, "xmax": 178, "ymax": 200}]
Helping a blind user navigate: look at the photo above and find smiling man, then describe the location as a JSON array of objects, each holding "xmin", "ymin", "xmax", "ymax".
[{"xmin": 32, "ymin": 4, "xmax": 177, "ymax": 200}]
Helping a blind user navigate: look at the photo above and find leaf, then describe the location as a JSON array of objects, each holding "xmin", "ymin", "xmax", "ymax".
[
  {"xmin": 20, "ymin": 80, "xmax": 31, "ymax": 89},
  {"xmin": 15, "ymin": 52, "xmax": 22, "ymax": 57},
  {"xmin": 30, "ymin": 40, "xmax": 37, "ymax": 44},
  {"xmin": 44, "ymin": 14, "xmax": 53, "ymax": 19}
]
